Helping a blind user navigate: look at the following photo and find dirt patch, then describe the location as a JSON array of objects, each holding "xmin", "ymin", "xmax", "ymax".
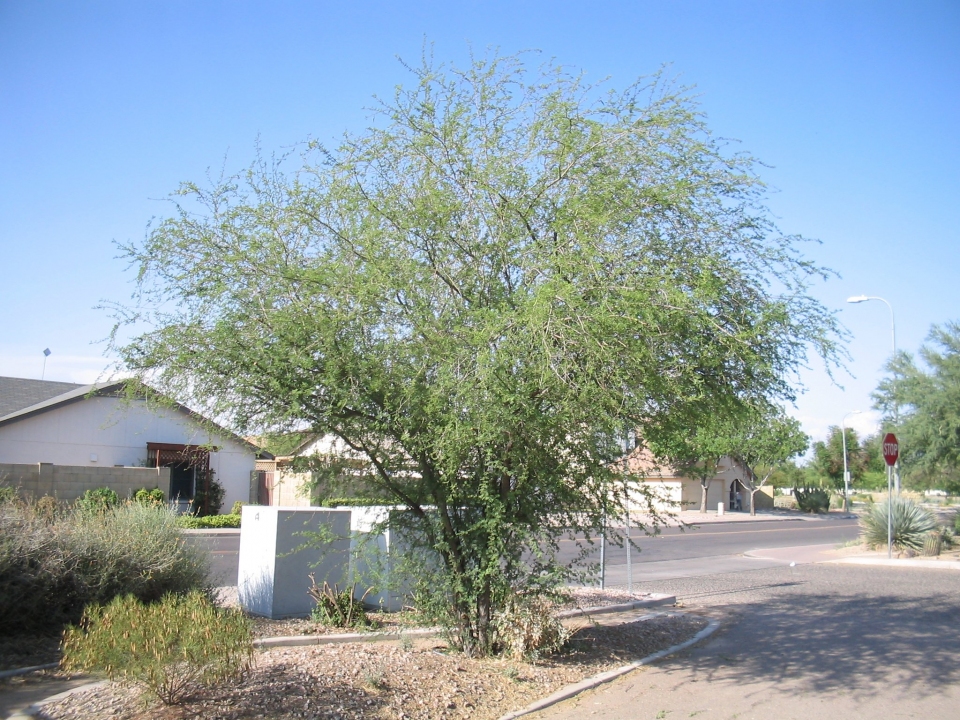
[{"xmin": 34, "ymin": 613, "xmax": 706, "ymax": 720}]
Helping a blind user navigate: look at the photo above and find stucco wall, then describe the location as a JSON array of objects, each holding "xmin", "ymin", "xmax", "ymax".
[
  {"xmin": 0, "ymin": 396, "xmax": 256, "ymax": 511},
  {"xmin": 0, "ymin": 462, "xmax": 171, "ymax": 502}
]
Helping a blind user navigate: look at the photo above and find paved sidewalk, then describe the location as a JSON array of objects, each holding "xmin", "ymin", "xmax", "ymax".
[
  {"xmin": 530, "ymin": 563, "xmax": 960, "ymax": 720},
  {"xmin": 648, "ymin": 509, "xmax": 834, "ymax": 527}
]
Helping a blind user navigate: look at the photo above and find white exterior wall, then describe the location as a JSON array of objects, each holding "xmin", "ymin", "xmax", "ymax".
[{"xmin": 0, "ymin": 396, "xmax": 256, "ymax": 511}]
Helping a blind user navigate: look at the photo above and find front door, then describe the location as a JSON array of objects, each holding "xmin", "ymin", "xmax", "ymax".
[{"xmin": 169, "ymin": 461, "xmax": 195, "ymax": 506}]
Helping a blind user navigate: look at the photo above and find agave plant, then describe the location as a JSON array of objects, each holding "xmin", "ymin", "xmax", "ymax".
[{"xmin": 860, "ymin": 497, "xmax": 937, "ymax": 553}]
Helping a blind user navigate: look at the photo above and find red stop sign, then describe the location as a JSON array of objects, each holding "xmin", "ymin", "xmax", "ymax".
[{"xmin": 882, "ymin": 433, "xmax": 899, "ymax": 466}]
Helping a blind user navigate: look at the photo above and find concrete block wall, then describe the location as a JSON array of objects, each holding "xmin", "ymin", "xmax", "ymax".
[{"xmin": 0, "ymin": 462, "xmax": 170, "ymax": 502}]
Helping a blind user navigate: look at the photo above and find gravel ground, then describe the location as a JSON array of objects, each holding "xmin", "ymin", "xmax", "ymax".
[
  {"xmin": 33, "ymin": 613, "xmax": 706, "ymax": 720},
  {"xmin": 0, "ymin": 588, "xmax": 694, "ymax": 720}
]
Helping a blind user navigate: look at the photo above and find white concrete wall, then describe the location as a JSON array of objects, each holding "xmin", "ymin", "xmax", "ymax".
[{"xmin": 0, "ymin": 396, "xmax": 256, "ymax": 511}]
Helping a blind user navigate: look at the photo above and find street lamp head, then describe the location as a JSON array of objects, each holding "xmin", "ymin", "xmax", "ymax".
[{"xmin": 847, "ymin": 295, "xmax": 870, "ymax": 303}]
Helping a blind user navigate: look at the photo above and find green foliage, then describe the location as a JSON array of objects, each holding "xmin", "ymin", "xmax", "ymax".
[
  {"xmin": 110, "ymin": 52, "xmax": 842, "ymax": 655},
  {"xmin": 176, "ymin": 513, "xmax": 241, "ymax": 529},
  {"xmin": 307, "ymin": 577, "xmax": 372, "ymax": 628},
  {"xmin": 768, "ymin": 461, "xmax": 809, "ymax": 488},
  {"xmin": 322, "ymin": 497, "xmax": 391, "ymax": 508},
  {"xmin": 874, "ymin": 322, "xmax": 960, "ymax": 492},
  {"xmin": 812, "ymin": 427, "xmax": 868, "ymax": 491},
  {"xmin": 0, "ymin": 485, "xmax": 17, "ymax": 504},
  {"xmin": 230, "ymin": 500, "xmax": 244, "ymax": 515},
  {"xmin": 794, "ymin": 487, "xmax": 830, "ymax": 513},
  {"xmin": 189, "ymin": 469, "xmax": 224, "ymax": 517},
  {"xmin": 75, "ymin": 486, "xmax": 121, "ymax": 513},
  {"xmin": 62, "ymin": 592, "xmax": 252, "ymax": 705},
  {"xmin": 134, "ymin": 487, "xmax": 165, "ymax": 506},
  {"xmin": 859, "ymin": 496, "xmax": 937, "ymax": 552},
  {"xmin": 0, "ymin": 496, "xmax": 210, "ymax": 634},
  {"xmin": 493, "ymin": 594, "xmax": 570, "ymax": 660}
]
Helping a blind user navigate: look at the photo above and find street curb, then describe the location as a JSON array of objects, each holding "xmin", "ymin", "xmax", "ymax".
[
  {"xmin": 556, "ymin": 593, "xmax": 676, "ymax": 618},
  {"xmin": 829, "ymin": 557, "xmax": 960, "ymax": 570},
  {"xmin": 180, "ymin": 528, "xmax": 241, "ymax": 535},
  {"xmin": 251, "ymin": 595, "xmax": 678, "ymax": 648},
  {"xmin": 6, "ymin": 681, "xmax": 107, "ymax": 719},
  {"xmin": 253, "ymin": 627, "xmax": 442, "ymax": 648},
  {"xmin": 497, "ymin": 613, "xmax": 722, "ymax": 720},
  {"xmin": 0, "ymin": 664, "xmax": 58, "ymax": 681}
]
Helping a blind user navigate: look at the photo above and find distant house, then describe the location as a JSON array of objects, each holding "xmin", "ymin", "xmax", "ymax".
[
  {"xmin": 251, "ymin": 434, "xmax": 365, "ymax": 507},
  {"xmin": 626, "ymin": 447, "xmax": 773, "ymax": 513},
  {"xmin": 0, "ymin": 376, "xmax": 270, "ymax": 511}
]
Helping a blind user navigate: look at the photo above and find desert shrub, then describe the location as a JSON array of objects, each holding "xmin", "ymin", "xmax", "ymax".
[
  {"xmin": 954, "ymin": 510, "xmax": 960, "ymax": 534},
  {"xmin": 134, "ymin": 487, "xmax": 165, "ymax": 506},
  {"xmin": 33, "ymin": 495, "xmax": 64, "ymax": 521},
  {"xmin": 860, "ymin": 496, "xmax": 937, "ymax": 553},
  {"xmin": 308, "ymin": 577, "xmax": 372, "ymax": 628},
  {"xmin": 176, "ymin": 513, "xmax": 241, "ymax": 529},
  {"xmin": 75, "ymin": 487, "xmax": 121, "ymax": 513},
  {"xmin": 0, "ymin": 502, "xmax": 210, "ymax": 634},
  {"xmin": 62, "ymin": 592, "xmax": 252, "ymax": 705},
  {"xmin": 794, "ymin": 487, "xmax": 830, "ymax": 513},
  {"xmin": 0, "ymin": 485, "xmax": 17, "ymax": 504},
  {"xmin": 493, "ymin": 594, "xmax": 570, "ymax": 660}
]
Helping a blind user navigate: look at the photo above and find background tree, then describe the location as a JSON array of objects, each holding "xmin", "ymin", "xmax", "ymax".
[
  {"xmin": 857, "ymin": 433, "xmax": 889, "ymax": 491},
  {"xmin": 652, "ymin": 419, "xmax": 736, "ymax": 514},
  {"xmin": 729, "ymin": 409, "xmax": 808, "ymax": 515},
  {"xmin": 874, "ymin": 321, "xmax": 960, "ymax": 493},
  {"xmin": 110, "ymin": 53, "xmax": 841, "ymax": 655},
  {"xmin": 812, "ymin": 426, "xmax": 868, "ymax": 504}
]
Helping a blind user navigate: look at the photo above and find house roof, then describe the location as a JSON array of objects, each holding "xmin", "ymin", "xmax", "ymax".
[
  {"xmin": 0, "ymin": 376, "xmax": 84, "ymax": 417},
  {"xmin": 0, "ymin": 376, "xmax": 272, "ymax": 459}
]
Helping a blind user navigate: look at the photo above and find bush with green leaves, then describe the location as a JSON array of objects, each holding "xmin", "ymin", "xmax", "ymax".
[
  {"xmin": 794, "ymin": 487, "xmax": 830, "ymax": 513},
  {"xmin": 189, "ymin": 469, "xmax": 224, "ymax": 517},
  {"xmin": 134, "ymin": 487, "xmax": 165, "ymax": 506},
  {"xmin": 62, "ymin": 592, "xmax": 252, "ymax": 705},
  {"xmin": 322, "ymin": 497, "xmax": 391, "ymax": 508},
  {"xmin": 308, "ymin": 577, "xmax": 372, "ymax": 628},
  {"xmin": 230, "ymin": 500, "xmax": 245, "ymax": 515},
  {"xmin": 860, "ymin": 496, "xmax": 937, "ymax": 553},
  {"xmin": 75, "ymin": 486, "xmax": 121, "ymax": 513},
  {"xmin": 493, "ymin": 594, "xmax": 570, "ymax": 660},
  {"xmin": 176, "ymin": 513, "xmax": 241, "ymax": 529},
  {"xmin": 0, "ymin": 496, "xmax": 210, "ymax": 633}
]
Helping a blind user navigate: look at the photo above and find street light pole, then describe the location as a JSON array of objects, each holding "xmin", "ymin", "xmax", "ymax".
[
  {"xmin": 841, "ymin": 410, "xmax": 862, "ymax": 514},
  {"xmin": 847, "ymin": 295, "xmax": 900, "ymax": 492}
]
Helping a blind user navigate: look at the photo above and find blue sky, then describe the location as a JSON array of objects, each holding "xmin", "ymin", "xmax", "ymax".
[{"xmin": 1, "ymin": 0, "xmax": 958, "ymax": 448}]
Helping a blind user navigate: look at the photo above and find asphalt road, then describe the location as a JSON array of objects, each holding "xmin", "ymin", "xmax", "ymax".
[
  {"xmin": 531, "ymin": 562, "xmax": 960, "ymax": 719},
  {"xmin": 184, "ymin": 516, "xmax": 861, "ymax": 588}
]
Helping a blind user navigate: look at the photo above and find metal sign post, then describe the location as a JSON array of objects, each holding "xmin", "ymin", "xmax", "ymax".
[{"xmin": 882, "ymin": 433, "xmax": 899, "ymax": 559}]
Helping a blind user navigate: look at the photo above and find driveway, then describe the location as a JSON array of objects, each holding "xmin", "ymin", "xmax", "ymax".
[{"xmin": 531, "ymin": 563, "xmax": 960, "ymax": 719}]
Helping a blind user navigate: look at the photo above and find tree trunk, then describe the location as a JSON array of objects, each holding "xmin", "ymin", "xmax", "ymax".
[
  {"xmin": 700, "ymin": 481, "xmax": 708, "ymax": 513},
  {"xmin": 749, "ymin": 489, "xmax": 757, "ymax": 516}
]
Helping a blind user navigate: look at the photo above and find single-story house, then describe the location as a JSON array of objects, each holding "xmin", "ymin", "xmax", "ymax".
[
  {"xmin": 0, "ymin": 376, "xmax": 271, "ymax": 511},
  {"xmin": 625, "ymin": 447, "xmax": 774, "ymax": 513}
]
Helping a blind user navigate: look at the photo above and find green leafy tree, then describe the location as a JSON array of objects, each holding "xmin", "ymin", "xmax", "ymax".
[
  {"xmin": 649, "ymin": 417, "xmax": 737, "ymax": 514},
  {"xmin": 874, "ymin": 322, "xmax": 960, "ymax": 493},
  {"xmin": 109, "ymin": 53, "xmax": 841, "ymax": 655},
  {"xmin": 730, "ymin": 409, "xmax": 808, "ymax": 515},
  {"xmin": 813, "ymin": 426, "xmax": 868, "ymax": 508}
]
